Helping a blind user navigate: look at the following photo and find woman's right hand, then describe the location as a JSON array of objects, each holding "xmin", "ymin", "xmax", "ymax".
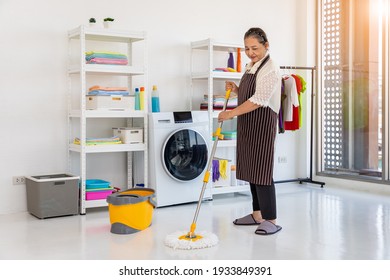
[{"xmin": 225, "ymin": 81, "xmax": 238, "ymax": 93}]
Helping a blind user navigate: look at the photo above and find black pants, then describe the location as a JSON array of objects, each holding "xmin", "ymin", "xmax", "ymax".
[{"xmin": 250, "ymin": 181, "xmax": 277, "ymax": 220}]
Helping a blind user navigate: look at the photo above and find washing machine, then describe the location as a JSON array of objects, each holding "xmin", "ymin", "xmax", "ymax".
[{"xmin": 148, "ymin": 111, "xmax": 211, "ymax": 207}]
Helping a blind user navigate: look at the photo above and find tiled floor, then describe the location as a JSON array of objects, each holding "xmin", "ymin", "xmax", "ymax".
[{"xmin": 1, "ymin": 183, "xmax": 389, "ymax": 260}]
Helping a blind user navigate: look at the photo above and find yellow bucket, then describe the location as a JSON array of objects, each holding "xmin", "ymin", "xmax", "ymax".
[{"xmin": 106, "ymin": 188, "xmax": 156, "ymax": 234}]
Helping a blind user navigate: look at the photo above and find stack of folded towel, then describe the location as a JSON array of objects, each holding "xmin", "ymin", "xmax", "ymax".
[
  {"xmin": 73, "ymin": 136, "xmax": 122, "ymax": 145},
  {"xmin": 221, "ymin": 131, "xmax": 237, "ymax": 140},
  {"xmin": 200, "ymin": 94, "xmax": 238, "ymax": 111},
  {"xmin": 85, "ymin": 51, "xmax": 128, "ymax": 65},
  {"xmin": 88, "ymin": 85, "xmax": 129, "ymax": 96}
]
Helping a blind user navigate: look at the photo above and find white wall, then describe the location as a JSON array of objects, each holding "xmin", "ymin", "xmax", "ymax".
[{"xmin": 0, "ymin": 0, "xmax": 315, "ymax": 214}]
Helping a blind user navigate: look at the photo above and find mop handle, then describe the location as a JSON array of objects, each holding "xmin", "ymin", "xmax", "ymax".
[{"xmin": 189, "ymin": 90, "xmax": 232, "ymax": 235}]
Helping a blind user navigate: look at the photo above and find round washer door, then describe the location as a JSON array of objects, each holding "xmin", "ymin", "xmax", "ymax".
[{"xmin": 162, "ymin": 128, "xmax": 208, "ymax": 181}]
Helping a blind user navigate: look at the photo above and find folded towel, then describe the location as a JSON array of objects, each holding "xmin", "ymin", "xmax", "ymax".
[
  {"xmin": 88, "ymin": 90, "xmax": 129, "ymax": 96},
  {"xmin": 86, "ymin": 58, "xmax": 128, "ymax": 65},
  {"xmin": 89, "ymin": 85, "xmax": 128, "ymax": 91},
  {"xmin": 73, "ymin": 136, "xmax": 122, "ymax": 145},
  {"xmin": 85, "ymin": 51, "xmax": 128, "ymax": 60}
]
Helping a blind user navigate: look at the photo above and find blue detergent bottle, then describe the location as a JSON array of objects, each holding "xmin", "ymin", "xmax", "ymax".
[{"xmin": 151, "ymin": 85, "xmax": 160, "ymax": 112}]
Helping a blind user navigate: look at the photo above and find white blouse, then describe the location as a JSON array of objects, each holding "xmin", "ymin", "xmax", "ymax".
[{"xmin": 245, "ymin": 53, "xmax": 281, "ymax": 114}]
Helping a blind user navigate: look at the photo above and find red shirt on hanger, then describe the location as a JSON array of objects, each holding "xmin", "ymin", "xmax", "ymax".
[{"xmin": 284, "ymin": 74, "xmax": 302, "ymax": 131}]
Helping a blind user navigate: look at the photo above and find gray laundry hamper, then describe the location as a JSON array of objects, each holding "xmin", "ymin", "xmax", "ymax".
[{"xmin": 25, "ymin": 173, "xmax": 79, "ymax": 219}]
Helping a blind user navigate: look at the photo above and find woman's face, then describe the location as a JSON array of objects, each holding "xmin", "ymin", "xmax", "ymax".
[{"xmin": 244, "ymin": 36, "xmax": 269, "ymax": 64}]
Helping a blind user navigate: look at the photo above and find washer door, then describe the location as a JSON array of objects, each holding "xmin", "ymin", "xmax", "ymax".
[{"xmin": 163, "ymin": 128, "xmax": 208, "ymax": 181}]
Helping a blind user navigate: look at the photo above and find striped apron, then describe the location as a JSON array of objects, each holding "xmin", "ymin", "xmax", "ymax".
[{"xmin": 236, "ymin": 55, "xmax": 277, "ymax": 185}]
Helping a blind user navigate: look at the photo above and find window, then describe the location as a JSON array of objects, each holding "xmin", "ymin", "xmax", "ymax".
[{"xmin": 319, "ymin": 0, "xmax": 388, "ymax": 180}]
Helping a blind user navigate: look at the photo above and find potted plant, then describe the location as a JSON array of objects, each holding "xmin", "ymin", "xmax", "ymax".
[
  {"xmin": 89, "ymin": 18, "xmax": 96, "ymax": 27},
  {"xmin": 103, "ymin": 17, "xmax": 114, "ymax": 28}
]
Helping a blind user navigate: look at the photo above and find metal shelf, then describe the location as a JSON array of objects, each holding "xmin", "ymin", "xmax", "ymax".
[
  {"xmin": 190, "ymin": 38, "xmax": 243, "ymax": 197},
  {"xmin": 69, "ymin": 143, "xmax": 146, "ymax": 153},
  {"xmin": 69, "ymin": 109, "xmax": 147, "ymax": 118},
  {"xmin": 191, "ymin": 71, "xmax": 243, "ymax": 80},
  {"xmin": 68, "ymin": 64, "xmax": 145, "ymax": 76},
  {"xmin": 67, "ymin": 25, "xmax": 148, "ymax": 214}
]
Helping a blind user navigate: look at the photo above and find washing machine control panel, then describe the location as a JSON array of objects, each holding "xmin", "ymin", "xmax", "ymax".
[{"xmin": 173, "ymin": 111, "xmax": 193, "ymax": 123}]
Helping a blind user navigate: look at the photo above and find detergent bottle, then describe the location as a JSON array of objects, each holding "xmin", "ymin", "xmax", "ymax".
[
  {"xmin": 227, "ymin": 50, "xmax": 234, "ymax": 69},
  {"xmin": 236, "ymin": 48, "xmax": 242, "ymax": 72},
  {"xmin": 151, "ymin": 85, "xmax": 160, "ymax": 112},
  {"xmin": 140, "ymin": 86, "xmax": 145, "ymax": 110},
  {"xmin": 134, "ymin": 87, "xmax": 140, "ymax": 110}
]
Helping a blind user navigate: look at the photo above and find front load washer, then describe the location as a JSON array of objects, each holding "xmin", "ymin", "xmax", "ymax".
[{"xmin": 148, "ymin": 111, "xmax": 211, "ymax": 207}]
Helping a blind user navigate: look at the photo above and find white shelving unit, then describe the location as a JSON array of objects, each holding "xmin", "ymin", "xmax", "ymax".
[
  {"xmin": 190, "ymin": 38, "xmax": 249, "ymax": 196},
  {"xmin": 67, "ymin": 25, "xmax": 148, "ymax": 214}
]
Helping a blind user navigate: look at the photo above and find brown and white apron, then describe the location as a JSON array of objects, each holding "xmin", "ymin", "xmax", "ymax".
[{"xmin": 236, "ymin": 55, "xmax": 277, "ymax": 185}]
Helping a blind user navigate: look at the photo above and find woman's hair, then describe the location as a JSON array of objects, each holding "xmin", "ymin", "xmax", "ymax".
[{"xmin": 244, "ymin": 27, "xmax": 268, "ymax": 45}]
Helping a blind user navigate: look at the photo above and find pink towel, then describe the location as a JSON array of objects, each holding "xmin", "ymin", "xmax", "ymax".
[{"xmin": 87, "ymin": 58, "xmax": 128, "ymax": 65}]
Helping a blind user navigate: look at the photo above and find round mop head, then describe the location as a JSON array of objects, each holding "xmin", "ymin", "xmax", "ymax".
[{"xmin": 164, "ymin": 230, "xmax": 219, "ymax": 250}]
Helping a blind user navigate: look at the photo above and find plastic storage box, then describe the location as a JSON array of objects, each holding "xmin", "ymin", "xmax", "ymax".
[
  {"xmin": 85, "ymin": 179, "xmax": 110, "ymax": 189},
  {"xmin": 86, "ymin": 95, "xmax": 135, "ymax": 110},
  {"xmin": 25, "ymin": 173, "xmax": 79, "ymax": 219},
  {"xmin": 85, "ymin": 179, "xmax": 113, "ymax": 200},
  {"xmin": 112, "ymin": 127, "xmax": 144, "ymax": 144},
  {"xmin": 86, "ymin": 187, "xmax": 114, "ymax": 200}
]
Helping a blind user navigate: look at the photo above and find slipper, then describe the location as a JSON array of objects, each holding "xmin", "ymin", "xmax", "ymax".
[
  {"xmin": 254, "ymin": 220, "xmax": 282, "ymax": 235},
  {"xmin": 233, "ymin": 214, "xmax": 261, "ymax": 225}
]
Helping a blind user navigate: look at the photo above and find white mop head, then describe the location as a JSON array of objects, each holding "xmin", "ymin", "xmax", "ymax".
[{"xmin": 164, "ymin": 230, "xmax": 219, "ymax": 250}]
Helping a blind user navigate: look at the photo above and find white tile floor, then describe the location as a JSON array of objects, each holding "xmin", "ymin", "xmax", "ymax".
[{"xmin": 1, "ymin": 182, "xmax": 390, "ymax": 260}]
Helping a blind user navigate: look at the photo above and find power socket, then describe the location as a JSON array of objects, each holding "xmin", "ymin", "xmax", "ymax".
[
  {"xmin": 13, "ymin": 176, "xmax": 26, "ymax": 185},
  {"xmin": 278, "ymin": 156, "xmax": 287, "ymax": 164}
]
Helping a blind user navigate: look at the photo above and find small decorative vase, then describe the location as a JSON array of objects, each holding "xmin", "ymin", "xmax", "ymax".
[{"xmin": 103, "ymin": 21, "xmax": 112, "ymax": 28}]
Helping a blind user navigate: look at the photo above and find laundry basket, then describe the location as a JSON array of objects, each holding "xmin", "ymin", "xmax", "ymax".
[{"xmin": 106, "ymin": 188, "xmax": 156, "ymax": 234}]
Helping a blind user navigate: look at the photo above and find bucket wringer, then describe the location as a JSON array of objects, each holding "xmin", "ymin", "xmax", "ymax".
[{"xmin": 106, "ymin": 188, "xmax": 156, "ymax": 234}]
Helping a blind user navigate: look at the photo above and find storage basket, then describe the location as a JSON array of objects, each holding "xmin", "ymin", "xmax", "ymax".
[
  {"xmin": 25, "ymin": 173, "xmax": 79, "ymax": 218},
  {"xmin": 112, "ymin": 127, "xmax": 143, "ymax": 144},
  {"xmin": 86, "ymin": 179, "xmax": 110, "ymax": 189},
  {"xmin": 86, "ymin": 95, "xmax": 135, "ymax": 110},
  {"xmin": 86, "ymin": 187, "xmax": 114, "ymax": 200},
  {"xmin": 106, "ymin": 188, "xmax": 156, "ymax": 234}
]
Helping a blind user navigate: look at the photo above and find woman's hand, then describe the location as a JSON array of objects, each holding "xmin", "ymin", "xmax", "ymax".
[
  {"xmin": 218, "ymin": 111, "xmax": 233, "ymax": 122},
  {"xmin": 225, "ymin": 81, "xmax": 238, "ymax": 93}
]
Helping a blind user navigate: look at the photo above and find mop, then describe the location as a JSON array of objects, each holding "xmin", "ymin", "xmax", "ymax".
[{"xmin": 164, "ymin": 89, "xmax": 231, "ymax": 250}]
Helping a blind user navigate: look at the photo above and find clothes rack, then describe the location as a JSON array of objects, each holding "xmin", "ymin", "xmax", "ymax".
[{"xmin": 275, "ymin": 66, "xmax": 325, "ymax": 188}]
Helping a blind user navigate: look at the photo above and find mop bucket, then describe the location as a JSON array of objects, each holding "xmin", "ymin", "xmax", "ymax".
[{"xmin": 106, "ymin": 188, "xmax": 156, "ymax": 234}]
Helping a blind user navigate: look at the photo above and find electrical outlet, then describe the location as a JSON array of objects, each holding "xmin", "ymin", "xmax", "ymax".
[
  {"xmin": 278, "ymin": 156, "xmax": 287, "ymax": 164},
  {"xmin": 13, "ymin": 176, "xmax": 26, "ymax": 185}
]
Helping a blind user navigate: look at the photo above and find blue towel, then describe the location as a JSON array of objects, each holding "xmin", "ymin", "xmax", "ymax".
[{"xmin": 88, "ymin": 90, "xmax": 129, "ymax": 96}]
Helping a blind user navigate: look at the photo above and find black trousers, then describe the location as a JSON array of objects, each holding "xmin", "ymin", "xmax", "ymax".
[{"xmin": 250, "ymin": 181, "xmax": 277, "ymax": 220}]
